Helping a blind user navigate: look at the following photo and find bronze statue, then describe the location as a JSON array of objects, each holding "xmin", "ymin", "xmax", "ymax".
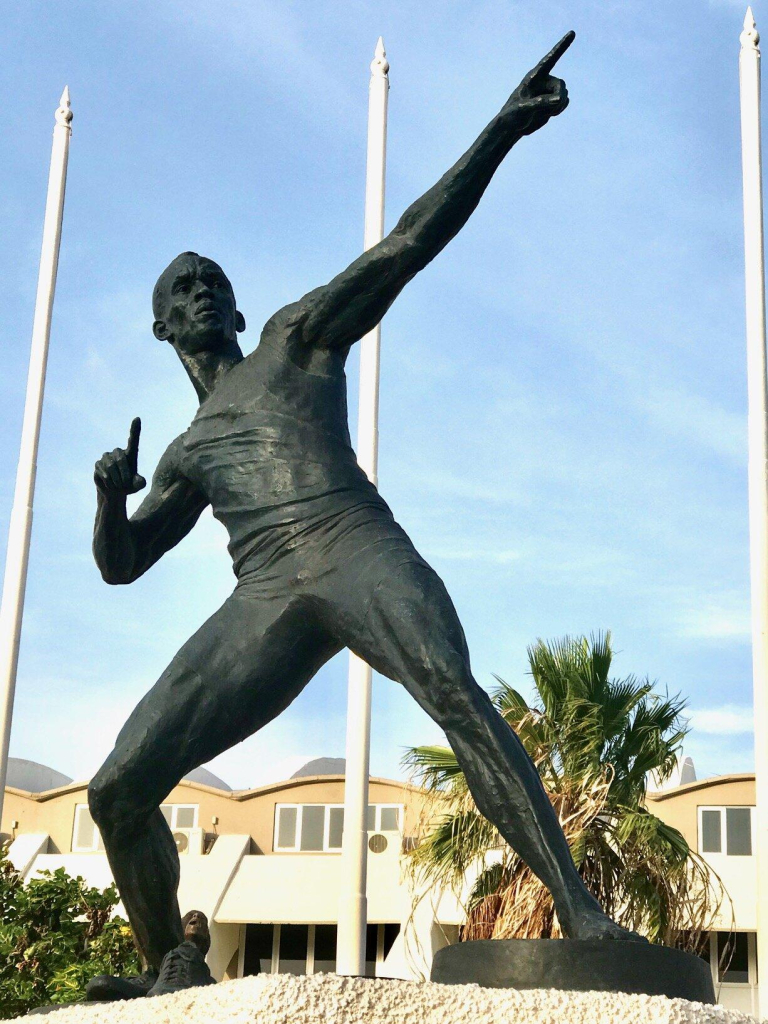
[{"xmin": 86, "ymin": 32, "xmax": 639, "ymax": 1001}]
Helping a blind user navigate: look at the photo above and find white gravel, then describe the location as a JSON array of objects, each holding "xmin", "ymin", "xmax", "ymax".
[{"xmin": 10, "ymin": 974, "xmax": 760, "ymax": 1024}]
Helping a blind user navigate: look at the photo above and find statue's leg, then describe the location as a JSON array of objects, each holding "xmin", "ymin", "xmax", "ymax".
[
  {"xmin": 89, "ymin": 585, "xmax": 338, "ymax": 971},
  {"xmin": 336, "ymin": 555, "xmax": 634, "ymax": 940}
]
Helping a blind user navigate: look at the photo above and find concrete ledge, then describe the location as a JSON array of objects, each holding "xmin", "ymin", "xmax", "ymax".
[{"xmin": 10, "ymin": 972, "xmax": 756, "ymax": 1024}]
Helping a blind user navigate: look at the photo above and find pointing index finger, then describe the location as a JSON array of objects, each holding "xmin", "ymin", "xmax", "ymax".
[
  {"xmin": 530, "ymin": 30, "xmax": 575, "ymax": 80},
  {"xmin": 126, "ymin": 417, "xmax": 141, "ymax": 465}
]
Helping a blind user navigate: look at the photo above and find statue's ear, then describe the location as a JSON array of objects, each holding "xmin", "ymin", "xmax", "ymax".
[
  {"xmin": 153, "ymin": 319, "xmax": 172, "ymax": 342},
  {"xmin": 235, "ymin": 310, "xmax": 246, "ymax": 334}
]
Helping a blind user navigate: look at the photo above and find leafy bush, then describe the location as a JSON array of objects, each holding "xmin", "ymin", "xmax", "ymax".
[{"xmin": 0, "ymin": 849, "xmax": 139, "ymax": 1018}]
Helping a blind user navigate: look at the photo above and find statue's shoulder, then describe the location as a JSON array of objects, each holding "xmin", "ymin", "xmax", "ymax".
[
  {"xmin": 259, "ymin": 299, "xmax": 305, "ymax": 349},
  {"xmin": 154, "ymin": 433, "xmax": 187, "ymax": 479}
]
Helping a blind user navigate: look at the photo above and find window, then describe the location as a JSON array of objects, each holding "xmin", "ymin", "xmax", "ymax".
[
  {"xmin": 72, "ymin": 805, "xmax": 104, "ymax": 852},
  {"xmin": 71, "ymin": 803, "xmax": 198, "ymax": 852},
  {"xmin": 698, "ymin": 807, "xmax": 753, "ymax": 856},
  {"xmin": 273, "ymin": 804, "xmax": 403, "ymax": 852},
  {"xmin": 241, "ymin": 923, "xmax": 400, "ymax": 977},
  {"xmin": 717, "ymin": 932, "xmax": 751, "ymax": 985},
  {"xmin": 160, "ymin": 804, "xmax": 199, "ymax": 830}
]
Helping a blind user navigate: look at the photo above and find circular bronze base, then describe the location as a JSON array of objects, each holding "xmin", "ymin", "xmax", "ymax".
[{"xmin": 431, "ymin": 938, "xmax": 715, "ymax": 1004}]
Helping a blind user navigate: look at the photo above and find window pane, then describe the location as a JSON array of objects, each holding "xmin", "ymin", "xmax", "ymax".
[
  {"xmin": 277, "ymin": 807, "xmax": 297, "ymax": 849},
  {"xmin": 313, "ymin": 924, "xmax": 337, "ymax": 974},
  {"xmin": 718, "ymin": 932, "xmax": 750, "ymax": 984},
  {"xmin": 367, "ymin": 805, "xmax": 376, "ymax": 831},
  {"xmin": 74, "ymin": 806, "xmax": 95, "ymax": 850},
  {"xmin": 701, "ymin": 810, "xmax": 722, "ymax": 853},
  {"xmin": 364, "ymin": 923, "xmax": 378, "ymax": 978},
  {"xmin": 328, "ymin": 808, "xmax": 344, "ymax": 849},
  {"xmin": 160, "ymin": 805, "xmax": 173, "ymax": 828},
  {"xmin": 244, "ymin": 923, "xmax": 273, "ymax": 975},
  {"xmin": 300, "ymin": 806, "xmax": 325, "ymax": 851},
  {"xmin": 175, "ymin": 806, "xmax": 196, "ymax": 829},
  {"xmin": 279, "ymin": 924, "xmax": 308, "ymax": 975},
  {"xmin": 726, "ymin": 808, "xmax": 752, "ymax": 856},
  {"xmin": 380, "ymin": 807, "xmax": 400, "ymax": 831},
  {"xmin": 383, "ymin": 923, "xmax": 401, "ymax": 958}
]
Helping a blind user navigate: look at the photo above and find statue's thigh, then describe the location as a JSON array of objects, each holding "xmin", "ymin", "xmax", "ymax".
[
  {"xmin": 337, "ymin": 557, "xmax": 470, "ymax": 687},
  {"xmin": 108, "ymin": 587, "xmax": 337, "ymax": 791}
]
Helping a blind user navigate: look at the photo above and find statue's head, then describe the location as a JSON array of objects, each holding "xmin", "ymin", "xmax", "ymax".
[
  {"xmin": 181, "ymin": 908, "xmax": 211, "ymax": 955},
  {"xmin": 152, "ymin": 252, "xmax": 246, "ymax": 356}
]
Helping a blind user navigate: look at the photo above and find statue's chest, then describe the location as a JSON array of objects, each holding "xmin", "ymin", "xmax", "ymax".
[{"xmin": 181, "ymin": 347, "xmax": 350, "ymax": 459}]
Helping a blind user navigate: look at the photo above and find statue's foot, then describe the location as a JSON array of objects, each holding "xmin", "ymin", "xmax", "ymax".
[
  {"xmin": 566, "ymin": 906, "xmax": 647, "ymax": 943},
  {"xmin": 147, "ymin": 940, "xmax": 216, "ymax": 997},
  {"xmin": 85, "ymin": 968, "xmax": 158, "ymax": 1001}
]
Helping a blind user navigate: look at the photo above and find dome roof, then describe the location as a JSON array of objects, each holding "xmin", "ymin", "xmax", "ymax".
[
  {"xmin": 182, "ymin": 766, "xmax": 231, "ymax": 791},
  {"xmin": 6, "ymin": 758, "xmax": 72, "ymax": 793},
  {"xmin": 291, "ymin": 757, "xmax": 346, "ymax": 779}
]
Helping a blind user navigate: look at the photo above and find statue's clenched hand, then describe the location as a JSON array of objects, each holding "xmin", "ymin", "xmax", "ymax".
[
  {"xmin": 94, "ymin": 417, "xmax": 147, "ymax": 497},
  {"xmin": 503, "ymin": 30, "xmax": 574, "ymax": 136}
]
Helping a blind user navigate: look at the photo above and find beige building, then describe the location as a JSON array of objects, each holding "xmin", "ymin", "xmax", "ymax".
[
  {"xmin": 648, "ymin": 770, "xmax": 758, "ymax": 1016},
  {"xmin": 0, "ymin": 756, "xmax": 759, "ymax": 1009},
  {"xmin": 0, "ymin": 757, "xmax": 461, "ymax": 982}
]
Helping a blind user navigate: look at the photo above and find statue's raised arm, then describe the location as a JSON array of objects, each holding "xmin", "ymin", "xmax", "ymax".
[{"xmin": 292, "ymin": 31, "xmax": 574, "ymax": 352}]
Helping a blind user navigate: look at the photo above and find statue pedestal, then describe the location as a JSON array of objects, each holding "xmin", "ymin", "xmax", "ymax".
[{"xmin": 430, "ymin": 938, "xmax": 715, "ymax": 1004}]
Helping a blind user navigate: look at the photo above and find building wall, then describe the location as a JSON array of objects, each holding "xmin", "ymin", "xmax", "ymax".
[
  {"xmin": 0, "ymin": 775, "xmax": 428, "ymax": 855},
  {"xmin": 647, "ymin": 775, "xmax": 756, "ymax": 930},
  {"xmin": 5, "ymin": 772, "xmax": 444, "ymax": 985}
]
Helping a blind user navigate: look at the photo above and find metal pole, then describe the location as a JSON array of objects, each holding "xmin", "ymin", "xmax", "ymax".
[
  {"xmin": 739, "ymin": 9, "xmax": 768, "ymax": 1016},
  {"xmin": 0, "ymin": 88, "xmax": 72, "ymax": 823},
  {"xmin": 337, "ymin": 38, "xmax": 389, "ymax": 977}
]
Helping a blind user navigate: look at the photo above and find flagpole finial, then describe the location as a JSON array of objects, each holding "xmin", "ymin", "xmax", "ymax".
[
  {"xmin": 371, "ymin": 37, "xmax": 389, "ymax": 78},
  {"xmin": 55, "ymin": 86, "xmax": 73, "ymax": 128},
  {"xmin": 742, "ymin": 8, "xmax": 760, "ymax": 50}
]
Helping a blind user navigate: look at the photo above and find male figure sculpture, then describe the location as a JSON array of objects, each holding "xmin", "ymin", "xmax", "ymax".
[{"xmin": 88, "ymin": 32, "xmax": 636, "ymax": 999}]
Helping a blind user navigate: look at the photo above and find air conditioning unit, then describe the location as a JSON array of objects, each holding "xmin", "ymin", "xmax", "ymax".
[
  {"xmin": 367, "ymin": 833, "xmax": 389, "ymax": 854},
  {"xmin": 173, "ymin": 827, "xmax": 205, "ymax": 855}
]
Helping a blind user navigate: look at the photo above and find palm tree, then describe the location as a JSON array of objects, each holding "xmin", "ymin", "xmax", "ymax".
[{"xmin": 403, "ymin": 632, "xmax": 724, "ymax": 949}]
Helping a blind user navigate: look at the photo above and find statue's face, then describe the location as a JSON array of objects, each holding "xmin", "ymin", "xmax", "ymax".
[
  {"xmin": 153, "ymin": 254, "xmax": 244, "ymax": 355},
  {"xmin": 181, "ymin": 909, "xmax": 211, "ymax": 954}
]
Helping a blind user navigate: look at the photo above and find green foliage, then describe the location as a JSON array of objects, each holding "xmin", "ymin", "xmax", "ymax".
[
  {"xmin": 0, "ymin": 849, "xmax": 140, "ymax": 1018},
  {"xmin": 404, "ymin": 632, "xmax": 725, "ymax": 948}
]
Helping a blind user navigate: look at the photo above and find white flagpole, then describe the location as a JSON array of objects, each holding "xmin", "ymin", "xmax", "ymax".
[
  {"xmin": 0, "ymin": 87, "xmax": 72, "ymax": 823},
  {"xmin": 337, "ymin": 38, "xmax": 389, "ymax": 977},
  {"xmin": 739, "ymin": 9, "xmax": 768, "ymax": 1016}
]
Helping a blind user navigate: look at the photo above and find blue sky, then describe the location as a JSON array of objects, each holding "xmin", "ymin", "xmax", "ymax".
[{"xmin": 0, "ymin": 0, "xmax": 758, "ymax": 789}]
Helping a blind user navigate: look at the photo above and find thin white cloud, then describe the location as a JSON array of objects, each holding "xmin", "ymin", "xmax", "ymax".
[
  {"xmin": 689, "ymin": 704, "xmax": 754, "ymax": 736},
  {"xmin": 675, "ymin": 592, "xmax": 752, "ymax": 640}
]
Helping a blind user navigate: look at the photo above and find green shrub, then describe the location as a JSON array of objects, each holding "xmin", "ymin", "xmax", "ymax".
[{"xmin": 0, "ymin": 849, "xmax": 139, "ymax": 1018}]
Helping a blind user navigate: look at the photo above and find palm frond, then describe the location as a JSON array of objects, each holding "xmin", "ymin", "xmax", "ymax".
[{"xmin": 404, "ymin": 633, "xmax": 721, "ymax": 949}]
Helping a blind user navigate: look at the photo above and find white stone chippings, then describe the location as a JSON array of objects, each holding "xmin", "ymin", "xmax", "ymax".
[{"xmin": 3, "ymin": 975, "xmax": 761, "ymax": 1024}]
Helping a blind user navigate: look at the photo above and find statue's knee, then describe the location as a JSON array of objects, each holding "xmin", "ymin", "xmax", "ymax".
[
  {"xmin": 88, "ymin": 769, "xmax": 137, "ymax": 836},
  {"xmin": 422, "ymin": 648, "xmax": 476, "ymax": 721},
  {"xmin": 88, "ymin": 772, "xmax": 116, "ymax": 831}
]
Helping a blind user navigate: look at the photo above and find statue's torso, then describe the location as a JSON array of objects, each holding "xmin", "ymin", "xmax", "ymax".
[{"xmin": 178, "ymin": 332, "xmax": 388, "ymax": 575}]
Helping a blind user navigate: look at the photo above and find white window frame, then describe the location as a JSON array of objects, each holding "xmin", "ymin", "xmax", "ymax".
[
  {"xmin": 371, "ymin": 804, "xmax": 404, "ymax": 833},
  {"xmin": 698, "ymin": 806, "xmax": 754, "ymax": 857},
  {"xmin": 274, "ymin": 803, "xmax": 405, "ymax": 853},
  {"xmin": 274, "ymin": 804, "xmax": 345, "ymax": 853},
  {"xmin": 72, "ymin": 802, "xmax": 199, "ymax": 853},
  {"xmin": 160, "ymin": 803, "xmax": 199, "ymax": 830},
  {"xmin": 72, "ymin": 803, "xmax": 104, "ymax": 852},
  {"xmin": 705, "ymin": 931, "xmax": 758, "ymax": 1007}
]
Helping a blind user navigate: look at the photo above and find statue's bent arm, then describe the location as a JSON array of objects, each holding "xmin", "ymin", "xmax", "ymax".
[
  {"xmin": 93, "ymin": 439, "xmax": 208, "ymax": 585},
  {"xmin": 293, "ymin": 34, "xmax": 573, "ymax": 352}
]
